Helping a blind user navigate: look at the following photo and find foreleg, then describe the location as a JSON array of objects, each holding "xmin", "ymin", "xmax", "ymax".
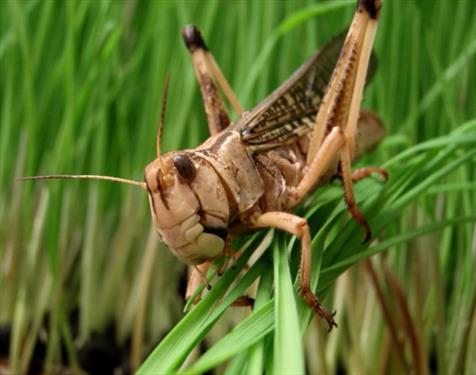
[{"xmin": 250, "ymin": 212, "xmax": 337, "ymax": 331}]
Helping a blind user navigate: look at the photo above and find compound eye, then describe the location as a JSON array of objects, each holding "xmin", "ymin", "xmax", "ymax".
[{"xmin": 172, "ymin": 154, "xmax": 196, "ymax": 182}]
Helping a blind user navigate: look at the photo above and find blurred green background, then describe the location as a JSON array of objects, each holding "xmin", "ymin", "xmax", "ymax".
[{"xmin": 0, "ymin": 0, "xmax": 475, "ymax": 374}]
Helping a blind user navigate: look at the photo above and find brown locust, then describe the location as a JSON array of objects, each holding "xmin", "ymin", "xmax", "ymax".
[{"xmin": 19, "ymin": 0, "xmax": 386, "ymax": 330}]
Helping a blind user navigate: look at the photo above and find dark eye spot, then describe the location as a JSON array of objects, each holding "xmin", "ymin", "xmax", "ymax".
[{"xmin": 172, "ymin": 154, "xmax": 196, "ymax": 182}]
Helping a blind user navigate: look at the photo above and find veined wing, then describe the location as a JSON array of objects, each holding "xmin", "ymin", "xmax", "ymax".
[{"xmin": 235, "ymin": 32, "xmax": 376, "ymax": 152}]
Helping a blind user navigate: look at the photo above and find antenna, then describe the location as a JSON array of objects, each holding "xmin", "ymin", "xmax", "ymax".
[
  {"xmin": 156, "ymin": 73, "xmax": 171, "ymax": 172},
  {"xmin": 16, "ymin": 175, "xmax": 147, "ymax": 190}
]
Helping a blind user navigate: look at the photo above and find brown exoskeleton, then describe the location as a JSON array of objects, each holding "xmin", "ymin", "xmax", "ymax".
[{"xmin": 19, "ymin": 0, "xmax": 386, "ymax": 330}]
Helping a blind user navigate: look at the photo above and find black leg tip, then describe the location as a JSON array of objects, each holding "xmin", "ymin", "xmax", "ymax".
[
  {"xmin": 358, "ymin": 219, "xmax": 373, "ymax": 244},
  {"xmin": 326, "ymin": 312, "xmax": 338, "ymax": 332},
  {"xmin": 358, "ymin": 0, "xmax": 381, "ymax": 19},
  {"xmin": 327, "ymin": 320, "xmax": 338, "ymax": 333},
  {"xmin": 361, "ymin": 228, "xmax": 372, "ymax": 244},
  {"xmin": 182, "ymin": 24, "xmax": 208, "ymax": 52}
]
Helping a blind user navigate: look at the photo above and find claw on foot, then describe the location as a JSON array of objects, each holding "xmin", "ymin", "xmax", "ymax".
[
  {"xmin": 316, "ymin": 305, "xmax": 338, "ymax": 332},
  {"xmin": 301, "ymin": 287, "xmax": 338, "ymax": 332}
]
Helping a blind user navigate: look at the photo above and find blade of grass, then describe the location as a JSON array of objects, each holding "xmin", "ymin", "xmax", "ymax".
[
  {"xmin": 246, "ymin": 268, "xmax": 274, "ymax": 374},
  {"xmin": 273, "ymin": 237, "xmax": 304, "ymax": 374},
  {"xmin": 138, "ymin": 233, "xmax": 271, "ymax": 373},
  {"xmin": 182, "ymin": 301, "xmax": 274, "ymax": 374},
  {"xmin": 323, "ymin": 216, "xmax": 476, "ymax": 275}
]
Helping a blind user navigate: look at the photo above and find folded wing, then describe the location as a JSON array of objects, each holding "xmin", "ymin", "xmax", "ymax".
[{"xmin": 235, "ymin": 32, "xmax": 377, "ymax": 152}]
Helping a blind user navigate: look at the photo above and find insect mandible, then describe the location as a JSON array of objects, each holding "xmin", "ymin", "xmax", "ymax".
[{"xmin": 19, "ymin": 0, "xmax": 386, "ymax": 330}]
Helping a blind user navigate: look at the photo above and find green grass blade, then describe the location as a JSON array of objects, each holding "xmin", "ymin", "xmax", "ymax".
[
  {"xmin": 182, "ymin": 301, "xmax": 274, "ymax": 374},
  {"xmin": 273, "ymin": 238, "xmax": 305, "ymax": 374},
  {"xmin": 138, "ymin": 234, "xmax": 269, "ymax": 373}
]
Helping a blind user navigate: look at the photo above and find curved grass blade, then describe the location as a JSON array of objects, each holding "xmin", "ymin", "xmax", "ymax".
[
  {"xmin": 323, "ymin": 216, "xmax": 476, "ymax": 275},
  {"xmin": 137, "ymin": 233, "xmax": 272, "ymax": 374},
  {"xmin": 182, "ymin": 301, "xmax": 274, "ymax": 374}
]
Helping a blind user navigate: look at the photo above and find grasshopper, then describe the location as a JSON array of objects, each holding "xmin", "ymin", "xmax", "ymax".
[{"xmin": 19, "ymin": 0, "xmax": 386, "ymax": 330}]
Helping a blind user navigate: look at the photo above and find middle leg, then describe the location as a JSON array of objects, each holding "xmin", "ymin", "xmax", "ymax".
[
  {"xmin": 351, "ymin": 167, "xmax": 388, "ymax": 182},
  {"xmin": 293, "ymin": 126, "xmax": 374, "ymax": 242}
]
